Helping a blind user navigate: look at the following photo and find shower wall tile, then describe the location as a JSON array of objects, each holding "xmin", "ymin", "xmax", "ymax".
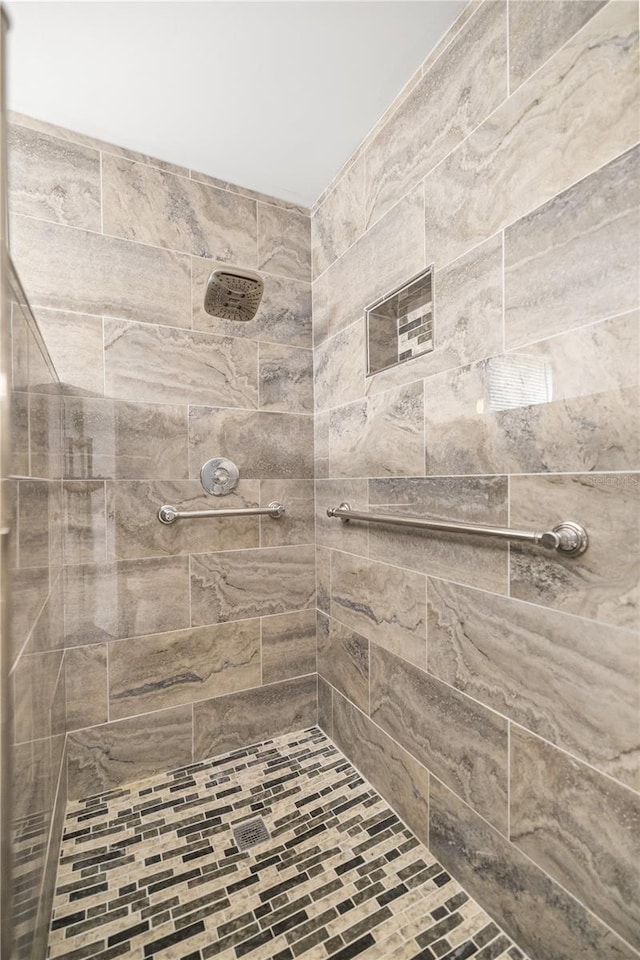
[
  {"xmin": 370, "ymin": 643, "xmax": 509, "ymax": 834},
  {"xmin": 8, "ymin": 123, "xmax": 101, "ymax": 229},
  {"xmin": 364, "ymin": 0, "xmax": 507, "ymax": 226},
  {"xmin": 67, "ymin": 705, "xmax": 193, "ymax": 799},
  {"xmin": 316, "ymin": 612, "xmax": 369, "ymax": 713},
  {"xmin": 317, "ymin": 676, "xmax": 332, "ymax": 736},
  {"xmin": 114, "ymin": 400, "xmax": 189, "ymax": 480},
  {"xmin": 63, "ymin": 480, "xmax": 107, "ymax": 565},
  {"xmin": 102, "ymin": 154, "xmax": 258, "ymax": 263},
  {"xmin": 257, "ymin": 202, "xmax": 311, "ymax": 281},
  {"xmin": 64, "ymin": 645, "xmax": 108, "ymax": 731},
  {"xmin": 13, "ymin": 649, "xmax": 63, "ymax": 742},
  {"xmin": 314, "ymin": 478, "xmax": 369, "ymax": 556},
  {"xmin": 261, "ymin": 609, "xmax": 317, "ymax": 683},
  {"xmin": 316, "ymin": 546, "xmax": 331, "ymax": 617},
  {"xmin": 510, "ymin": 728, "xmax": 640, "ymax": 948},
  {"xmin": 510, "ymin": 473, "xmax": 640, "ymax": 629},
  {"xmin": 312, "ymin": 156, "xmax": 365, "ymax": 278},
  {"xmin": 423, "ymin": 0, "xmax": 639, "ymax": 267},
  {"xmin": 314, "ymin": 319, "xmax": 365, "ymax": 412},
  {"xmin": 32, "ymin": 309, "xmax": 104, "ymax": 397},
  {"xmin": 108, "ymin": 620, "xmax": 261, "ymax": 719},
  {"xmin": 192, "ymin": 676, "xmax": 317, "ymax": 760},
  {"xmin": 11, "ymin": 215, "xmax": 192, "ymax": 327},
  {"xmin": 258, "ymin": 479, "xmax": 314, "ymax": 547},
  {"xmin": 504, "ymin": 146, "xmax": 640, "ymax": 348},
  {"xmin": 258, "ymin": 341, "xmax": 314, "ymax": 413},
  {"xmin": 17, "ymin": 479, "xmax": 51, "ymax": 568},
  {"xmin": 314, "ymin": 409, "xmax": 329, "ymax": 479},
  {"xmin": 428, "ymin": 578, "xmax": 640, "ymax": 789},
  {"xmin": 190, "ymin": 544, "xmax": 315, "ymax": 626},
  {"xmin": 104, "ymin": 318, "xmax": 259, "ymax": 408}
]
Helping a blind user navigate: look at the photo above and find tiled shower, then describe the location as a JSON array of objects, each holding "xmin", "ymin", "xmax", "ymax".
[{"xmin": 1, "ymin": 3, "xmax": 638, "ymax": 960}]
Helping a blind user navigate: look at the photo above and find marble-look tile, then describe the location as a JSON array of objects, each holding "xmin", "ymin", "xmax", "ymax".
[
  {"xmin": 17, "ymin": 479, "xmax": 51, "ymax": 568},
  {"xmin": 312, "ymin": 157, "xmax": 365, "ymax": 278},
  {"xmin": 102, "ymin": 154, "xmax": 257, "ymax": 262},
  {"xmin": 11, "ymin": 215, "xmax": 192, "ymax": 327},
  {"xmin": 331, "ymin": 551, "xmax": 426, "ymax": 668},
  {"xmin": 505, "ymin": 147, "xmax": 640, "ymax": 348},
  {"xmin": 189, "ymin": 406, "xmax": 313, "ymax": 480},
  {"xmin": 315, "ymin": 478, "xmax": 368, "ymax": 556},
  {"xmin": 424, "ymin": 1, "xmax": 639, "ymax": 267},
  {"xmin": 257, "ymin": 203, "xmax": 311, "ymax": 281},
  {"xmin": 108, "ymin": 620, "xmax": 261, "ymax": 719},
  {"xmin": 115, "ymin": 400, "xmax": 188, "ymax": 480},
  {"xmin": 330, "ymin": 381, "xmax": 424, "ymax": 478},
  {"xmin": 192, "ymin": 676, "xmax": 316, "ymax": 760},
  {"xmin": 424, "ymin": 313, "xmax": 639, "ymax": 475},
  {"xmin": 430, "ymin": 778, "xmax": 637, "ymax": 960},
  {"xmin": 510, "ymin": 473, "xmax": 640, "ymax": 629},
  {"xmin": 333, "ymin": 690, "xmax": 430, "ymax": 846},
  {"xmin": 190, "ymin": 545, "xmax": 315, "ymax": 626},
  {"xmin": 192, "ymin": 256, "xmax": 312, "ymax": 348},
  {"xmin": 370, "ymin": 643, "xmax": 509, "ymax": 832},
  {"xmin": 312, "ymin": 270, "xmax": 329, "ymax": 347},
  {"xmin": 316, "ymin": 545, "xmax": 331, "ymax": 615},
  {"xmin": 67, "ymin": 706, "xmax": 193, "ymax": 799},
  {"xmin": 8, "ymin": 123, "xmax": 101, "ymax": 229},
  {"xmin": 63, "ymin": 481, "xmax": 107, "ymax": 564},
  {"xmin": 509, "ymin": 0, "xmax": 608, "ymax": 90},
  {"xmin": 63, "ymin": 397, "xmax": 115, "ymax": 480},
  {"xmin": 190, "ymin": 167, "xmax": 309, "ymax": 214},
  {"xmin": 13, "ymin": 649, "xmax": 63, "ymax": 742},
  {"xmin": 314, "ymin": 319, "xmax": 365, "ymax": 411},
  {"xmin": 259, "ymin": 479, "xmax": 314, "ymax": 547},
  {"xmin": 368, "ymin": 477, "xmax": 509, "ymax": 594},
  {"xmin": 64, "ymin": 645, "xmax": 108, "ymax": 731},
  {"xmin": 317, "ymin": 676, "xmax": 332, "ymax": 737},
  {"xmin": 28, "ymin": 393, "xmax": 63, "ymax": 480},
  {"xmin": 261, "ymin": 609, "xmax": 316, "ymax": 683},
  {"xmin": 365, "ymin": 0, "xmax": 507, "ymax": 226},
  {"xmin": 316, "ymin": 612, "xmax": 369, "ymax": 713},
  {"xmin": 64, "ymin": 556, "xmax": 190, "ymax": 645},
  {"xmin": 12, "ymin": 391, "xmax": 29, "ymax": 477},
  {"xmin": 33, "ymin": 309, "xmax": 104, "ymax": 397},
  {"xmin": 108, "ymin": 480, "xmax": 260, "ymax": 560},
  {"xmin": 27, "ymin": 575, "xmax": 64, "ymax": 655},
  {"xmin": 428, "ymin": 578, "xmax": 639, "ymax": 789},
  {"xmin": 314, "ymin": 409, "xmax": 329, "ymax": 479},
  {"xmin": 510, "ymin": 728, "xmax": 640, "ymax": 948},
  {"xmin": 259, "ymin": 342, "xmax": 313, "ymax": 413},
  {"xmin": 104, "ymin": 318, "xmax": 258, "ymax": 408}
]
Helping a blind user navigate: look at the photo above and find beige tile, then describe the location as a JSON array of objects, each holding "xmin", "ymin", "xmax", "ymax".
[
  {"xmin": 190, "ymin": 167, "xmax": 309, "ymax": 215},
  {"xmin": 13, "ymin": 649, "xmax": 63, "ymax": 742},
  {"xmin": 63, "ymin": 481, "xmax": 107, "ymax": 565},
  {"xmin": 312, "ymin": 157, "xmax": 365, "ymax": 278},
  {"xmin": 317, "ymin": 676, "xmax": 332, "ymax": 737},
  {"xmin": 64, "ymin": 645, "xmax": 108, "ymax": 731},
  {"xmin": 315, "ymin": 479, "xmax": 369, "ymax": 556},
  {"xmin": 261, "ymin": 609, "xmax": 316, "ymax": 683},
  {"xmin": 102, "ymin": 154, "xmax": 257, "ymax": 263},
  {"xmin": 312, "ymin": 271, "xmax": 329, "ymax": 347},
  {"xmin": 316, "ymin": 612, "xmax": 369, "ymax": 713},
  {"xmin": 510, "ymin": 728, "xmax": 640, "ymax": 948},
  {"xmin": 314, "ymin": 410, "xmax": 329, "ymax": 479},
  {"xmin": 424, "ymin": 1, "xmax": 639, "ymax": 267},
  {"xmin": 314, "ymin": 319, "xmax": 365, "ymax": 412},
  {"xmin": 109, "ymin": 620, "xmax": 261, "ymax": 719},
  {"xmin": 510, "ymin": 473, "xmax": 640, "ymax": 629},
  {"xmin": 428, "ymin": 578, "xmax": 639, "ymax": 789},
  {"xmin": 259, "ymin": 479, "xmax": 314, "ymax": 547},
  {"xmin": 259, "ymin": 342, "xmax": 313, "ymax": 414},
  {"xmin": 257, "ymin": 203, "xmax": 311, "ymax": 281},
  {"xmin": 32, "ymin": 309, "xmax": 104, "ymax": 397}
]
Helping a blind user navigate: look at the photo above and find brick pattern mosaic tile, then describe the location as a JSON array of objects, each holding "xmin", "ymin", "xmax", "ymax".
[{"xmin": 47, "ymin": 728, "xmax": 527, "ymax": 960}]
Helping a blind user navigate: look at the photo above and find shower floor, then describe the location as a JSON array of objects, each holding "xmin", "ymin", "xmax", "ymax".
[{"xmin": 47, "ymin": 728, "xmax": 526, "ymax": 960}]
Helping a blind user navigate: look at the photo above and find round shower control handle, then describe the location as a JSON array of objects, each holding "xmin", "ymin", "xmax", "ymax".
[{"xmin": 200, "ymin": 457, "xmax": 240, "ymax": 496}]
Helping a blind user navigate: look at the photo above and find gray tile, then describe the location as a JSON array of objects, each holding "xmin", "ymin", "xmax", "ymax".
[
  {"xmin": 312, "ymin": 157, "xmax": 365, "ymax": 278},
  {"xmin": 102, "ymin": 154, "xmax": 257, "ymax": 262},
  {"xmin": 315, "ymin": 479, "xmax": 369, "ymax": 556},
  {"xmin": 316, "ymin": 612, "xmax": 369, "ymax": 714},
  {"xmin": 104, "ymin": 319, "xmax": 259, "ymax": 408},
  {"xmin": 428, "ymin": 578, "xmax": 639, "ymax": 789},
  {"xmin": 67, "ymin": 706, "xmax": 193, "ymax": 799},
  {"xmin": 192, "ymin": 676, "xmax": 317, "ymax": 760},
  {"xmin": 317, "ymin": 676, "xmax": 333, "ymax": 737},
  {"xmin": 314, "ymin": 319, "xmax": 365, "ymax": 412},
  {"xmin": 33, "ymin": 309, "xmax": 104, "ymax": 397},
  {"xmin": 510, "ymin": 473, "xmax": 640, "ymax": 630},
  {"xmin": 64, "ymin": 645, "xmax": 108, "ymax": 731},
  {"xmin": 190, "ymin": 545, "xmax": 315, "ymax": 626},
  {"xmin": 115, "ymin": 400, "xmax": 188, "ymax": 480},
  {"xmin": 108, "ymin": 620, "xmax": 261, "ymax": 719},
  {"xmin": 510, "ymin": 728, "xmax": 640, "ymax": 948},
  {"xmin": 257, "ymin": 203, "xmax": 311, "ymax": 281},
  {"xmin": 261, "ymin": 609, "xmax": 317, "ymax": 684},
  {"xmin": 13, "ymin": 649, "xmax": 63, "ymax": 742},
  {"xmin": 17, "ymin": 479, "xmax": 51, "ymax": 568},
  {"xmin": 370, "ymin": 643, "xmax": 509, "ymax": 832},
  {"xmin": 259, "ymin": 341, "xmax": 313, "ymax": 413},
  {"xmin": 314, "ymin": 409, "xmax": 329, "ymax": 479},
  {"xmin": 259, "ymin": 479, "xmax": 314, "ymax": 547},
  {"xmin": 63, "ymin": 397, "xmax": 116, "ymax": 480},
  {"xmin": 63, "ymin": 481, "xmax": 107, "ymax": 565},
  {"xmin": 316, "ymin": 545, "xmax": 331, "ymax": 616},
  {"xmin": 505, "ymin": 147, "xmax": 640, "ymax": 348}
]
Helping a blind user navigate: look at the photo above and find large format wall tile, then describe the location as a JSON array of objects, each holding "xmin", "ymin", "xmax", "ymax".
[
  {"xmin": 424, "ymin": 1, "xmax": 639, "ymax": 267},
  {"xmin": 63, "ymin": 480, "xmax": 107, "ymax": 564},
  {"xmin": 190, "ymin": 545, "xmax": 315, "ymax": 625},
  {"xmin": 109, "ymin": 620, "xmax": 261, "ymax": 719},
  {"xmin": 257, "ymin": 202, "xmax": 311, "ymax": 281},
  {"xmin": 104, "ymin": 319, "xmax": 258, "ymax": 408},
  {"xmin": 102, "ymin": 154, "xmax": 257, "ymax": 262},
  {"xmin": 33, "ymin": 309, "xmax": 104, "ymax": 397},
  {"xmin": 510, "ymin": 728, "xmax": 640, "ymax": 948},
  {"xmin": 114, "ymin": 400, "xmax": 188, "ymax": 480},
  {"xmin": 510, "ymin": 473, "xmax": 640, "ymax": 629},
  {"xmin": 317, "ymin": 676, "xmax": 332, "ymax": 736},
  {"xmin": 505, "ymin": 147, "xmax": 640, "ymax": 347},
  {"xmin": 261, "ymin": 609, "xmax": 316, "ymax": 683},
  {"xmin": 193, "ymin": 676, "xmax": 317, "ymax": 760},
  {"xmin": 316, "ymin": 612, "xmax": 369, "ymax": 713},
  {"xmin": 64, "ymin": 645, "xmax": 108, "ymax": 731},
  {"xmin": 315, "ymin": 479, "xmax": 368, "ymax": 556},
  {"xmin": 370, "ymin": 643, "xmax": 509, "ymax": 833},
  {"xmin": 428, "ymin": 578, "xmax": 639, "ymax": 789},
  {"xmin": 314, "ymin": 319, "xmax": 364, "ymax": 412},
  {"xmin": 430, "ymin": 779, "xmax": 637, "ymax": 960},
  {"xmin": 312, "ymin": 157, "xmax": 365, "ymax": 278},
  {"xmin": 258, "ymin": 341, "xmax": 313, "ymax": 413},
  {"xmin": 330, "ymin": 551, "xmax": 426, "ymax": 667},
  {"xmin": 258, "ymin": 479, "xmax": 314, "ymax": 547},
  {"xmin": 364, "ymin": 0, "xmax": 507, "ymax": 226},
  {"xmin": 11, "ymin": 215, "xmax": 191, "ymax": 327},
  {"xmin": 67, "ymin": 705, "xmax": 193, "ymax": 799},
  {"xmin": 8, "ymin": 123, "xmax": 101, "ymax": 230}
]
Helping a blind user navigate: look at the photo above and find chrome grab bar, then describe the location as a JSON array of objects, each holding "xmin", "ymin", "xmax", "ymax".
[
  {"xmin": 326, "ymin": 502, "xmax": 588, "ymax": 556},
  {"xmin": 159, "ymin": 501, "xmax": 285, "ymax": 524}
]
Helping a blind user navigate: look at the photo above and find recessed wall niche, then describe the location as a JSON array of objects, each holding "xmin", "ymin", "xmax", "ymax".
[{"xmin": 366, "ymin": 266, "xmax": 434, "ymax": 375}]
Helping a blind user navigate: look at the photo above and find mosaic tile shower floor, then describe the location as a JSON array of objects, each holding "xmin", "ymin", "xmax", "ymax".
[{"xmin": 47, "ymin": 728, "xmax": 527, "ymax": 960}]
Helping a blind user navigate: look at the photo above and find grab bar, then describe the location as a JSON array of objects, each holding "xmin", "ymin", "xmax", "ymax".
[
  {"xmin": 159, "ymin": 501, "xmax": 285, "ymax": 524},
  {"xmin": 326, "ymin": 502, "xmax": 588, "ymax": 556}
]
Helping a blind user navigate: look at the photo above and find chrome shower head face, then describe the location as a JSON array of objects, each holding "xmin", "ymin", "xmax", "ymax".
[{"xmin": 204, "ymin": 268, "xmax": 264, "ymax": 322}]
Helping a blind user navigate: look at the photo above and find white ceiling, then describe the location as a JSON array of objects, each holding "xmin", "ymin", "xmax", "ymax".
[{"xmin": 5, "ymin": 1, "xmax": 466, "ymax": 206}]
